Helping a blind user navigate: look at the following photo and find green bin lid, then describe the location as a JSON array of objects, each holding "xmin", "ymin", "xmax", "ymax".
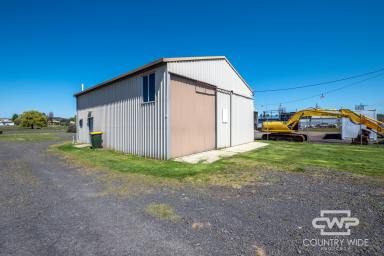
[{"xmin": 90, "ymin": 131, "xmax": 103, "ymax": 135}]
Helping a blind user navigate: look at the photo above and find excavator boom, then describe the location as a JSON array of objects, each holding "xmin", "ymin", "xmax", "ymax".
[{"xmin": 261, "ymin": 108, "xmax": 384, "ymax": 142}]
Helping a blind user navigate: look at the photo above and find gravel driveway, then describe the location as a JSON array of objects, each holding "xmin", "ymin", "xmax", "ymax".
[{"xmin": 0, "ymin": 135, "xmax": 383, "ymax": 255}]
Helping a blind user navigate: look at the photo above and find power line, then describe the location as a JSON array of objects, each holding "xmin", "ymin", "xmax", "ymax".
[
  {"xmin": 259, "ymin": 72, "xmax": 384, "ymax": 108},
  {"xmin": 255, "ymin": 67, "xmax": 384, "ymax": 92}
]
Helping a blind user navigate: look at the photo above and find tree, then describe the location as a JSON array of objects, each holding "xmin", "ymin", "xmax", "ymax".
[
  {"xmin": 16, "ymin": 111, "xmax": 48, "ymax": 129},
  {"xmin": 11, "ymin": 113, "xmax": 18, "ymax": 121}
]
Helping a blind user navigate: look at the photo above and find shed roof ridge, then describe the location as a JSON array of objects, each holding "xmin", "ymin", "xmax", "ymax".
[{"xmin": 75, "ymin": 56, "xmax": 252, "ymax": 97}]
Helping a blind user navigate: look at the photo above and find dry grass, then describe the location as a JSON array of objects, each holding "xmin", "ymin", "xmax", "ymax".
[
  {"xmin": 5, "ymin": 160, "xmax": 41, "ymax": 186},
  {"xmin": 183, "ymin": 166, "xmax": 264, "ymax": 189},
  {"xmin": 0, "ymin": 160, "xmax": 41, "ymax": 209},
  {"xmin": 145, "ymin": 203, "xmax": 181, "ymax": 222},
  {"xmin": 94, "ymin": 171, "xmax": 182, "ymax": 198}
]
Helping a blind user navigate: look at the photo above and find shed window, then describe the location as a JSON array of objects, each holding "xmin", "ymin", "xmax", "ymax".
[
  {"xmin": 142, "ymin": 73, "xmax": 155, "ymax": 102},
  {"xmin": 79, "ymin": 119, "xmax": 83, "ymax": 128}
]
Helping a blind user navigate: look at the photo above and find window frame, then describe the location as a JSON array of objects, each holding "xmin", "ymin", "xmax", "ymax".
[{"xmin": 142, "ymin": 73, "xmax": 156, "ymax": 103}]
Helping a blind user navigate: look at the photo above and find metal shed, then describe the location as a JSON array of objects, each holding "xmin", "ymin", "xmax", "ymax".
[
  {"xmin": 75, "ymin": 56, "xmax": 254, "ymax": 159},
  {"xmin": 341, "ymin": 109, "xmax": 378, "ymax": 141}
]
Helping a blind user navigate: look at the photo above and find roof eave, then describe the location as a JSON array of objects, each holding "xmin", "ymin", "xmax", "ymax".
[{"xmin": 74, "ymin": 58, "xmax": 166, "ymax": 97}]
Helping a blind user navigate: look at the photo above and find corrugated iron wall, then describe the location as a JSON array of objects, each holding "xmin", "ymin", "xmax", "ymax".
[
  {"xmin": 231, "ymin": 94, "xmax": 254, "ymax": 146},
  {"xmin": 76, "ymin": 65, "xmax": 168, "ymax": 159}
]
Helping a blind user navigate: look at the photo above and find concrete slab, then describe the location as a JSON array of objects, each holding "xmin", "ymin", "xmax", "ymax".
[
  {"xmin": 74, "ymin": 143, "xmax": 91, "ymax": 148},
  {"xmin": 174, "ymin": 141, "xmax": 268, "ymax": 164}
]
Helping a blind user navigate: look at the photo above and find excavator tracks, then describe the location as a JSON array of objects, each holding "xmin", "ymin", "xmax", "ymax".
[{"xmin": 261, "ymin": 133, "xmax": 307, "ymax": 142}]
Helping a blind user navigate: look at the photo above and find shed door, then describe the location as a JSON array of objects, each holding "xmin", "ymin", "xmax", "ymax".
[{"xmin": 170, "ymin": 74, "xmax": 216, "ymax": 158}]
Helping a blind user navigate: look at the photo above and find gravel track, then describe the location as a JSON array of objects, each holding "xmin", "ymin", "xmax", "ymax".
[{"xmin": 0, "ymin": 135, "xmax": 383, "ymax": 255}]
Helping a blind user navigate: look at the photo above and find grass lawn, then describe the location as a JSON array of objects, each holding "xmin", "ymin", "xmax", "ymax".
[
  {"xmin": 241, "ymin": 141, "xmax": 384, "ymax": 176},
  {"xmin": 0, "ymin": 132, "xmax": 63, "ymax": 142},
  {"xmin": 0, "ymin": 126, "xmax": 66, "ymax": 142},
  {"xmin": 55, "ymin": 141, "xmax": 384, "ymax": 181},
  {"xmin": 0, "ymin": 126, "xmax": 68, "ymax": 142},
  {"xmin": 55, "ymin": 144, "xmax": 226, "ymax": 179},
  {"xmin": 0, "ymin": 126, "xmax": 67, "ymax": 133}
]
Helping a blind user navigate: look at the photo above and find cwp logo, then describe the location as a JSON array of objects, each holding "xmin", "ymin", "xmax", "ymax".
[{"xmin": 312, "ymin": 210, "xmax": 359, "ymax": 236}]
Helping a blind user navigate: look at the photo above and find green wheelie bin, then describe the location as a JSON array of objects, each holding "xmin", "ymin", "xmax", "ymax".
[{"xmin": 90, "ymin": 131, "xmax": 103, "ymax": 148}]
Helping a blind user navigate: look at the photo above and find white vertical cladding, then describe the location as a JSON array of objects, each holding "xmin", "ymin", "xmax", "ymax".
[
  {"xmin": 76, "ymin": 65, "xmax": 168, "ymax": 159},
  {"xmin": 216, "ymin": 91, "xmax": 231, "ymax": 148},
  {"xmin": 231, "ymin": 94, "xmax": 254, "ymax": 146},
  {"xmin": 167, "ymin": 59, "xmax": 253, "ymax": 97}
]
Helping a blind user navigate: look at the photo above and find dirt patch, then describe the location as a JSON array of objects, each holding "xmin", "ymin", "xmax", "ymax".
[
  {"xmin": 191, "ymin": 222, "xmax": 211, "ymax": 230},
  {"xmin": 254, "ymin": 246, "xmax": 267, "ymax": 256}
]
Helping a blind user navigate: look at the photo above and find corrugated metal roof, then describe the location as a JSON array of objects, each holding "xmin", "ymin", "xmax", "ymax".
[{"xmin": 74, "ymin": 56, "xmax": 252, "ymax": 97}]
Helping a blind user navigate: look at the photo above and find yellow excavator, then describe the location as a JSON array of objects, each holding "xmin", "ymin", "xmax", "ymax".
[{"xmin": 261, "ymin": 108, "xmax": 384, "ymax": 143}]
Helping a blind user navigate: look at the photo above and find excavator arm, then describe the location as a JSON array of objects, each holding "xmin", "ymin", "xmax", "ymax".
[
  {"xmin": 261, "ymin": 108, "xmax": 384, "ymax": 142},
  {"xmin": 285, "ymin": 109, "xmax": 345, "ymax": 130},
  {"xmin": 262, "ymin": 108, "xmax": 344, "ymax": 133}
]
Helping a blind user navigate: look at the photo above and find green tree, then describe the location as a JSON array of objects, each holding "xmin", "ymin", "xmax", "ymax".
[
  {"xmin": 16, "ymin": 111, "xmax": 48, "ymax": 129},
  {"xmin": 11, "ymin": 113, "xmax": 19, "ymax": 121}
]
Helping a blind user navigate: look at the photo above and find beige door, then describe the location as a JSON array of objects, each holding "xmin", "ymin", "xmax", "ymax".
[{"xmin": 170, "ymin": 74, "xmax": 216, "ymax": 158}]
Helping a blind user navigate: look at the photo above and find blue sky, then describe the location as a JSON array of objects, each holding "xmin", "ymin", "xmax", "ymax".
[{"xmin": 1, "ymin": 0, "xmax": 383, "ymax": 117}]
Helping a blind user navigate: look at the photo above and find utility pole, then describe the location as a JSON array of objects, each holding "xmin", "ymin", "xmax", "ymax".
[
  {"xmin": 265, "ymin": 106, "xmax": 269, "ymax": 141},
  {"xmin": 360, "ymin": 114, "xmax": 363, "ymax": 145}
]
